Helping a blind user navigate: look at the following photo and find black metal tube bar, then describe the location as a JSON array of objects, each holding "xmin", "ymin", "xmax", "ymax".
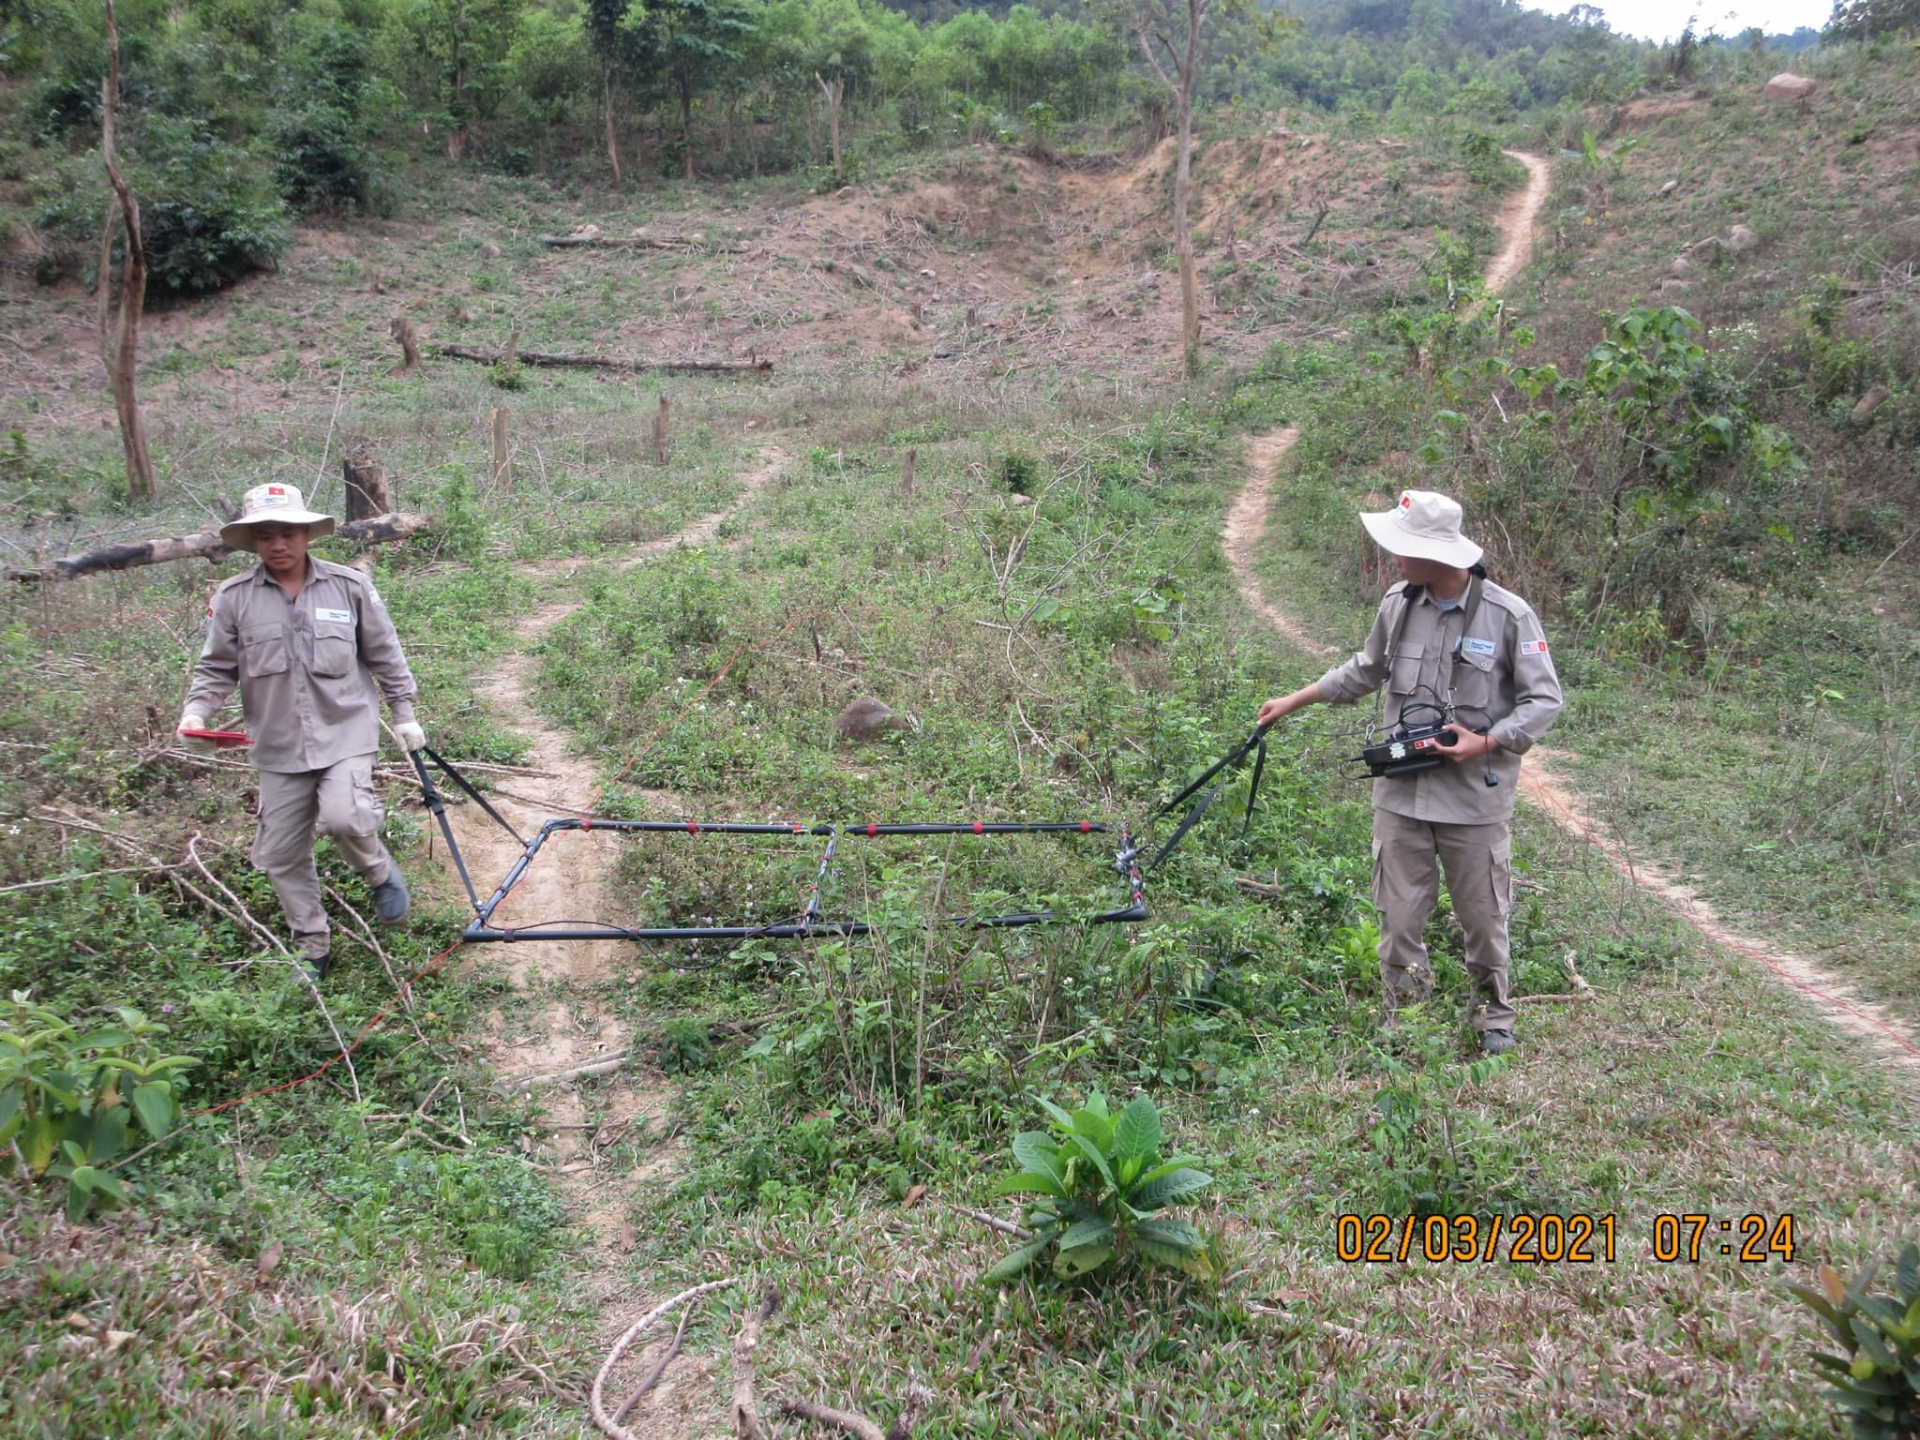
[
  {"xmin": 540, "ymin": 819, "xmax": 837, "ymax": 836},
  {"xmin": 838, "ymin": 822, "xmax": 1108, "ymax": 836}
]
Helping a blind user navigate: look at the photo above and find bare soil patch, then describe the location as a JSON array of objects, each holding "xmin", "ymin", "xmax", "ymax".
[{"xmin": 430, "ymin": 447, "xmax": 786, "ymax": 1426}]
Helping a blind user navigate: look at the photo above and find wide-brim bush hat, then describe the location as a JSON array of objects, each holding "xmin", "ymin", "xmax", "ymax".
[
  {"xmin": 1359, "ymin": 489, "xmax": 1483, "ymax": 569},
  {"xmin": 220, "ymin": 483, "xmax": 337, "ymax": 549}
]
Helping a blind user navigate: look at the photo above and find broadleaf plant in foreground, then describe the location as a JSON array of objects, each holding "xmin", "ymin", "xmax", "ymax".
[{"xmin": 984, "ymin": 1091, "xmax": 1215, "ymax": 1283}]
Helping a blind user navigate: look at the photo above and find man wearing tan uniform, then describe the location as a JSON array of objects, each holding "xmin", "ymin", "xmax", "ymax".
[
  {"xmin": 1258, "ymin": 490, "xmax": 1563, "ymax": 1054},
  {"xmin": 179, "ymin": 484, "xmax": 427, "ymax": 981}
]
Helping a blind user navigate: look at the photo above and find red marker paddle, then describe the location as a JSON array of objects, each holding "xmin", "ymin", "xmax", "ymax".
[{"xmin": 179, "ymin": 728, "xmax": 253, "ymax": 749}]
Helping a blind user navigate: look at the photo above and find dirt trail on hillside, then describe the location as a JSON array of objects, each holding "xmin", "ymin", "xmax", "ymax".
[
  {"xmin": 1485, "ymin": 151, "xmax": 1551, "ymax": 298},
  {"xmin": 1226, "ymin": 163, "xmax": 1920, "ymax": 1077},
  {"xmin": 432, "ymin": 449, "xmax": 786, "ymax": 1434}
]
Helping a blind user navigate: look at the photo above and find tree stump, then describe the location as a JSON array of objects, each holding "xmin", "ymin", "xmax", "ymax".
[
  {"xmin": 651, "ymin": 393, "xmax": 671, "ymax": 466},
  {"xmin": 491, "ymin": 408, "xmax": 512, "ymax": 493},
  {"xmin": 343, "ymin": 446, "xmax": 390, "ymax": 523},
  {"xmin": 389, "ymin": 317, "xmax": 421, "ymax": 376}
]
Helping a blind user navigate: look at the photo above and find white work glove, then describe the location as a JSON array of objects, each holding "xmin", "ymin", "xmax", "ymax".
[
  {"xmin": 177, "ymin": 713, "xmax": 213, "ymax": 753},
  {"xmin": 394, "ymin": 721, "xmax": 427, "ymax": 752}
]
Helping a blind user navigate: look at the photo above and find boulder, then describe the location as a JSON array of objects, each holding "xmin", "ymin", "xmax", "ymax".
[
  {"xmin": 478, "ymin": 241, "xmax": 502, "ymax": 259},
  {"xmin": 1727, "ymin": 223, "xmax": 1761, "ymax": 254},
  {"xmin": 1670, "ymin": 256, "xmax": 1694, "ymax": 278},
  {"xmin": 1659, "ymin": 180, "xmax": 1679, "ymax": 197},
  {"xmin": 1765, "ymin": 73, "xmax": 1817, "ymax": 100}
]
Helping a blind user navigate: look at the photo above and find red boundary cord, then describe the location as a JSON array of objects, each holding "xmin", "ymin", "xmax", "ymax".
[{"xmin": 189, "ymin": 937, "xmax": 468, "ymax": 1117}]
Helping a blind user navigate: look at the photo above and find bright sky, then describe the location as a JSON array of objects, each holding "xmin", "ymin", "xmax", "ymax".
[{"xmin": 1520, "ymin": 0, "xmax": 1834, "ymax": 42}]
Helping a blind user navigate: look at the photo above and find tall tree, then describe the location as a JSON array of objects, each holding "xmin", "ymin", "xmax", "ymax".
[
  {"xmin": 593, "ymin": 0, "xmax": 754, "ymax": 183},
  {"xmin": 99, "ymin": 0, "xmax": 155, "ymax": 502},
  {"xmin": 1135, "ymin": 0, "xmax": 1212, "ymax": 377}
]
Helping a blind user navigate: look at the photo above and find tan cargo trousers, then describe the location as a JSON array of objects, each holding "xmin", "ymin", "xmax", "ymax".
[
  {"xmin": 1371, "ymin": 808, "xmax": 1517, "ymax": 1033},
  {"xmin": 251, "ymin": 755, "xmax": 393, "ymax": 960}
]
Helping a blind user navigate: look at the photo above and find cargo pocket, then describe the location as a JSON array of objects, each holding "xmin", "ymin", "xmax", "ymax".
[
  {"xmin": 239, "ymin": 623, "xmax": 288, "ymax": 679},
  {"xmin": 311, "ymin": 624, "xmax": 356, "ymax": 678},
  {"xmin": 1489, "ymin": 830, "xmax": 1513, "ymax": 919},
  {"xmin": 1450, "ymin": 646, "xmax": 1496, "ymax": 719},
  {"xmin": 1387, "ymin": 641, "xmax": 1426, "ymax": 701}
]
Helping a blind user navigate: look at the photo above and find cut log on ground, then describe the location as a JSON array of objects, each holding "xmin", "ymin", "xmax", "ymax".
[
  {"xmin": 540, "ymin": 232, "xmax": 751, "ymax": 252},
  {"xmin": 432, "ymin": 343, "xmax": 772, "ymax": 375},
  {"xmin": 11, "ymin": 513, "xmax": 433, "ymax": 582}
]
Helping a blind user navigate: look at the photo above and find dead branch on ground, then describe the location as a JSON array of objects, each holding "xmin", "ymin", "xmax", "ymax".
[
  {"xmin": 540, "ymin": 230, "xmax": 751, "ymax": 252},
  {"xmin": 730, "ymin": 1284, "xmax": 781, "ymax": 1440},
  {"xmin": 432, "ymin": 343, "xmax": 772, "ymax": 375},
  {"xmin": 588, "ymin": 1277, "xmax": 741, "ymax": 1440},
  {"xmin": 779, "ymin": 1386, "xmax": 935, "ymax": 1440}
]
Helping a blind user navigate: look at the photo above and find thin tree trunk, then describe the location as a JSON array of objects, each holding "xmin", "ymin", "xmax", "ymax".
[
  {"xmin": 680, "ymin": 75, "xmax": 694, "ymax": 182},
  {"xmin": 604, "ymin": 65, "xmax": 622, "ymax": 186},
  {"xmin": 99, "ymin": 0, "xmax": 154, "ymax": 503},
  {"xmin": 816, "ymin": 72, "xmax": 843, "ymax": 184},
  {"xmin": 1174, "ymin": 72, "xmax": 1199, "ymax": 376}
]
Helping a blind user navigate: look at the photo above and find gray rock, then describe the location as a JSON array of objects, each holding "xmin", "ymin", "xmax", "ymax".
[
  {"xmin": 1764, "ymin": 73, "xmax": 1817, "ymax": 100},
  {"xmin": 478, "ymin": 241, "xmax": 502, "ymax": 259},
  {"xmin": 1659, "ymin": 180, "xmax": 1679, "ymax": 197},
  {"xmin": 1727, "ymin": 224, "xmax": 1761, "ymax": 254},
  {"xmin": 1670, "ymin": 256, "xmax": 1694, "ymax": 278}
]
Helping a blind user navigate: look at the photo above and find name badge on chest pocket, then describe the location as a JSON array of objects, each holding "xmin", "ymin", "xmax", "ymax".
[{"xmin": 311, "ymin": 606, "xmax": 357, "ymax": 677}]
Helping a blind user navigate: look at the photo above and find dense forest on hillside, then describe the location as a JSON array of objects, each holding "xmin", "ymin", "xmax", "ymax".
[{"xmin": 0, "ymin": 0, "xmax": 1655, "ymax": 297}]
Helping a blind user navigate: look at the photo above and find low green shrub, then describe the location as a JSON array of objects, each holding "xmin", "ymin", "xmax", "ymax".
[
  {"xmin": 0, "ymin": 997, "xmax": 198, "ymax": 1220},
  {"xmin": 985, "ymin": 1090, "xmax": 1216, "ymax": 1282},
  {"xmin": 1789, "ymin": 1246, "xmax": 1920, "ymax": 1440}
]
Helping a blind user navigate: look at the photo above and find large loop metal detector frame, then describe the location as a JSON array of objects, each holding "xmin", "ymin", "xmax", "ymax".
[{"xmin": 409, "ymin": 747, "xmax": 1149, "ymax": 945}]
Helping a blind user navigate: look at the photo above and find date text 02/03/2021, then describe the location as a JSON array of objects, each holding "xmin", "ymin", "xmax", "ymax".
[{"xmin": 1333, "ymin": 1213, "xmax": 1798, "ymax": 1264}]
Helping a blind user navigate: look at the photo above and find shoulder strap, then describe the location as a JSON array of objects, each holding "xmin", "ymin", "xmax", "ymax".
[{"xmin": 1384, "ymin": 584, "xmax": 1423, "ymax": 672}]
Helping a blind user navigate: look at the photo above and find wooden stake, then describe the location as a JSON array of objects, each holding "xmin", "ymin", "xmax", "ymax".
[
  {"xmin": 900, "ymin": 447, "xmax": 916, "ymax": 495},
  {"xmin": 491, "ymin": 408, "xmax": 511, "ymax": 492}
]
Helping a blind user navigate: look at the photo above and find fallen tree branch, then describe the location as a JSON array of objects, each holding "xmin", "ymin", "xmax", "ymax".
[
  {"xmin": 493, "ymin": 1050, "xmax": 632, "ymax": 1093},
  {"xmin": 431, "ymin": 343, "xmax": 773, "ymax": 375},
  {"xmin": 778, "ymin": 1383, "xmax": 935, "ymax": 1440},
  {"xmin": 540, "ymin": 231, "xmax": 751, "ymax": 252},
  {"xmin": 589, "ymin": 1278, "xmax": 740, "ymax": 1440},
  {"xmin": 613, "ymin": 1305, "xmax": 691, "ymax": 1424},
  {"xmin": 731, "ymin": 1284, "xmax": 781, "ymax": 1440},
  {"xmin": 940, "ymin": 1200, "xmax": 1034, "ymax": 1240},
  {"xmin": 10, "ymin": 514, "xmax": 433, "ymax": 583}
]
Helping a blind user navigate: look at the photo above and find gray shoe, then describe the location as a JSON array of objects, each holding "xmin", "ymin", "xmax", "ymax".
[
  {"xmin": 372, "ymin": 868, "xmax": 410, "ymax": 924},
  {"xmin": 1479, "ymin": 1028, "xmax": 1516, "ymax": 1056}
]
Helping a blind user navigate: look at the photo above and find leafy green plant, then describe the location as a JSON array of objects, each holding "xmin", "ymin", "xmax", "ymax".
[
  {"xmin": 0, "ymin": 995, "xmax": 198, "ymax": 1220},
  {"xmin": 1788, "ymin": 1246, "xmax": 1920, "ymax": 1440},
  {"xmin": 985, "ymin": 1091, "xmax": 1215, "ymax": 1282},
  {"xmin": 1365, "ymin": 1014, "xmax": 1518, "ymax": 1217}
]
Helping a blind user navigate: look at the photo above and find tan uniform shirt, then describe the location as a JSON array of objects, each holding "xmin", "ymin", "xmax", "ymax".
[
  {"xmin": 184, "ymin": 559, "xmax": 418, "ymax": 775},
  {"xmin": 1316, "ymin": 579, "xmax": 1563, "ymax": 823}
]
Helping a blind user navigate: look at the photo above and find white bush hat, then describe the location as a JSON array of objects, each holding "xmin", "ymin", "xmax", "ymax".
[
  {"xmin": 1359, "ymin": 489, "xmax": 1483, "ymax": 569},
  {"xmin": 220, "ymin": 483, "xmax": 337, "ymax": 549}
]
